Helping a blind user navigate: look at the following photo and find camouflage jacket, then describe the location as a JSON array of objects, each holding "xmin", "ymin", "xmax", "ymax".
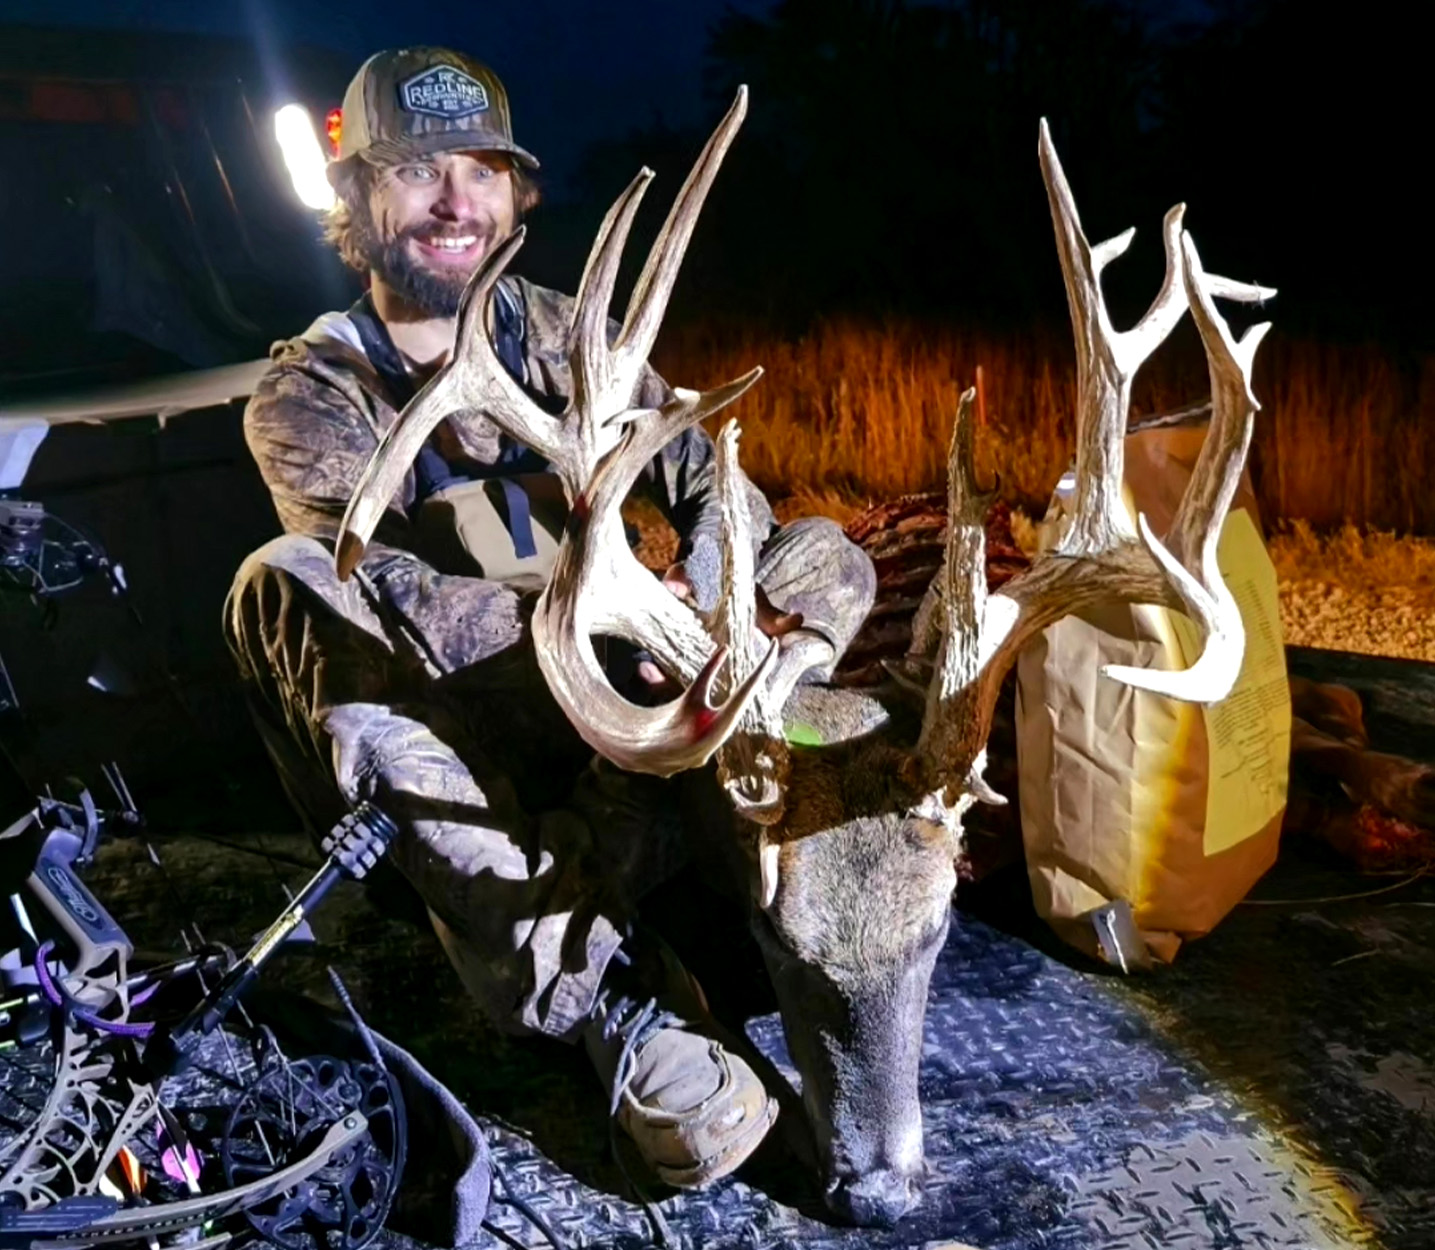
[{"xmin": 244, "ymin": 274, "xmax": 774, "ymax": 607}]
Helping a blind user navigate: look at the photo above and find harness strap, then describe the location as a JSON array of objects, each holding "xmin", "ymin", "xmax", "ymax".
[{"xmin": 348, "ymin": 286, "xmax": 540, "ymax": 559}]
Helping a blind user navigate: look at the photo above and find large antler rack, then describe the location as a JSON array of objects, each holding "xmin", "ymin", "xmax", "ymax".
[
  {"xmin": 910, "ymin": 119, "xmax": 1276, "ymax": 829},
  {"xmin": 336, "ymin": 89, "xmax": 820, "ymax": 794}
]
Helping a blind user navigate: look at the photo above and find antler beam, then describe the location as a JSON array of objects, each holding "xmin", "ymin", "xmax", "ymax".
[{"xmin": 913, "ymin": 119, "xmax": 1276, "ymax": 814}]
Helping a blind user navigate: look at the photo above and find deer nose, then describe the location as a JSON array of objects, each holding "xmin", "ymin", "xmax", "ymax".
[{"xmin": 824, "ymin": 1168, "xmax": 920, "ymax": 1227}]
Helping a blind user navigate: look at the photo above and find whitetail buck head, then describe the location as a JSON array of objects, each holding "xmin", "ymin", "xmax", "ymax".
[{"xmin": 336, "ymin": 93, "xmax": 1275, "ymax": 1226}]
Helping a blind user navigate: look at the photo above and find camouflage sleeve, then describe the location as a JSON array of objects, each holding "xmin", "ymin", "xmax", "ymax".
[
  {"xmin": 632, "ymin": 362, "xmax": 777, "ymax": 613},
  {"xmin": 244, "ymin": 355, "xmax": 412, "ymax": 548}
]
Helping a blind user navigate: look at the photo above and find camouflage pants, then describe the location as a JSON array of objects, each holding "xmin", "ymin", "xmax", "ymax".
[{"xmin": 224, "ymin": 519, "xmax": 875, "ymax": 1039}]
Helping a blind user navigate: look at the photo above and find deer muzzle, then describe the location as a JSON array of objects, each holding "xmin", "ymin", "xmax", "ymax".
[
  {"xmin": 826, "ymin": 1165, "xmax": 923, "ymax": 1228},
  {"xmin": 761, "ymin": 926, "xmax": 936, "ymax": 1226}
]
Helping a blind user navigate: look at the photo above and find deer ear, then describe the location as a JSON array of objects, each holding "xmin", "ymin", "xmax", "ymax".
[{"xmin": 759, "ymin": 834, "xmax": 781, "ymax": 910}]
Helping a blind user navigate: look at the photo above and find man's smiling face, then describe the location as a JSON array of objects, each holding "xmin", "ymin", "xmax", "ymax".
[{"xmin": 360, "ymin": 150, "xmax": 518, "ymax": 316}]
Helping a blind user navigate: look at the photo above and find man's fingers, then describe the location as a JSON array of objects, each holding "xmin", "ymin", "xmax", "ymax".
[
  {"xmin": 636, "ymin": 659, "xmax": 667, "ymax": 686},
  {"xmin": 661, "ymin": 561, "xmax": 695, "ymax": 603},
  {"xmin": 765, "ymin": 609, "xmax": 806, "ymax": 637},
  {"xmin": 658, "ymin": 563, "xmax": 802, "ymax": 637},
  {"xmin": 755, "ymin": 585, "xmax": 804, "ymax": 638},
  {"xmin": 633, "ymin": 658, "xmax": 681, "ymax": 704}
]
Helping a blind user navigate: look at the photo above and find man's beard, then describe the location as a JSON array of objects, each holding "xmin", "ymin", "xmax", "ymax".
[{"xmin": 353, "ymin": 206, "xmax": 492, "ymax": 318}]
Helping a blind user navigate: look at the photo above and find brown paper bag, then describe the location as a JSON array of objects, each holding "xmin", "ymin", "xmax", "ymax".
[{"xmin": 1015, "ymin": 423, "xmax": 1290, "ymax": 965}]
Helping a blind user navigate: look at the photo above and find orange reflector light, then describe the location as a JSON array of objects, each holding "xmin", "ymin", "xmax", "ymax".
[
  {"xmin": 325, "ymin": 107, "xmax": 343, "ymax": 155},
  {"xmin": 117, "ymin": 1145, "xmax": 147, "ymax": 1195}
]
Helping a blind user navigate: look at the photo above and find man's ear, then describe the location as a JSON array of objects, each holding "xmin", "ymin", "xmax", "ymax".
[{"xmin": 512, "ymin": 167, "xmax": 542, "ymax": 219}]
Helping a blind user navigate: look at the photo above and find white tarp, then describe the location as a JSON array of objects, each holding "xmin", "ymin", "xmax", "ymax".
[
  {"xmin": 0, "ymin": 359, "xmax": 269, "ymax": 433},
  {"xmin": 0, "ymin": 422, "xmax": 48, "ymax": 491}
]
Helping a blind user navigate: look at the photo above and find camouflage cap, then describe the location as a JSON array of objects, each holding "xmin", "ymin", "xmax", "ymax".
[{"xmin": 328, "ymin": 46, "xmax": 540, "ymax": 188}]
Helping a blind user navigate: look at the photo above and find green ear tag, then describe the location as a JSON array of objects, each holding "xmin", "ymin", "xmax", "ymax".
[{"xmin": 784, "ymin": 721, "xmax": 824, "ymax": 746}]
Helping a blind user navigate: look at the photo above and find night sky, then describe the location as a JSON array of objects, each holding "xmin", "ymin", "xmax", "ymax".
[
  {"xmin": 0, "ymin": 0, "xmax": 783, "ymax": 196},
  {"xmin": 0, "ymin": 0, "xmax": 1424, "ymax": 339},
  {"xmin": 0, "ymin": 0, "xmax": 1218, "ymax": 197}
]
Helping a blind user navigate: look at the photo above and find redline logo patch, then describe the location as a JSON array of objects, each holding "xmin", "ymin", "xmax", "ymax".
[{"xmin": 399, "ymin": 66, "xmax": 490, "ymax": 119}]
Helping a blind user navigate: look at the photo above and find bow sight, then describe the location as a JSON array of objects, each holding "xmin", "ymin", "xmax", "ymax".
[{"xmin": 0, "ymin": 496, "xmax": 127, "ymax": 603}]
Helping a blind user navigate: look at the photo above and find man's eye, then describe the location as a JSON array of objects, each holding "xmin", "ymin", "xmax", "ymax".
[{"xmin": 398, "ymin": 165, "xmax": 437, "ymax": 183}]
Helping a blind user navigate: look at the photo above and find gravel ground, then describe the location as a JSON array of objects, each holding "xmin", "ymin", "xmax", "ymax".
[
  {"xmin": 1276, "ymin": 580, "xmax": 1435, "ymax": 662},
  {"xmin": 1267, "ymin": 521, "xmax": 1435, "ymax": 662}
]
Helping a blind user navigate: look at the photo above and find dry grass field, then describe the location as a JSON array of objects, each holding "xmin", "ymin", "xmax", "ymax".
[{"xmin": 649, "ymin": 318, "xmax": 1435, "ymax": 662}]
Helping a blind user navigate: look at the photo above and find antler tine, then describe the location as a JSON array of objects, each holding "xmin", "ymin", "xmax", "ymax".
[
  {"xmin": 1103, "ymin": 233, "xmax": 1273, "ymax": 700},
  {"xmin": 1129, "ymin": 204, "xmax": 1190, "ymax": 354},
  {"xmin": 574, "ymin": 169, "xmax": 655, "ymax": 345},
  {"xmin": 335, "ymin": 227, "xmax": 559, "ymax": 580},
  {"xmin": 1038, "ymin": 118, "xmax": 1139, "ymax": 556},
  {"xmin": 617, "ymin": 86, "xmax": 749, "ymax": 372},
  {"xmin": 707, "ymin": 418, "xmax": 835, "ymax": 824},
  {"xmin": 1165, "ymin": 235, "xmax": 1276, "ymax": 578},
  {"xmin": 711, "ymin": 420, "xmax": 762, "ymax": 676},
  {"xmin": 709, "ymin": 420, "xmax": 786, "ymax": 822},
  {"xmin": 567, "ymin": 168, "xmax": 657, "ymax": 484},
  {"xmin": 910, "ymin": 389, "xmax": 1012, "ymax": 815},
  {"xmin": 917, "ymin": 388, "xmax": 993, "ymax": 762}
]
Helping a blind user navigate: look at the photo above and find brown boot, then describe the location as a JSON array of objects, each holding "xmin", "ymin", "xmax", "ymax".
[{"xmin": 584, "ymin": 937, "xmax": 776, "ymax": 1188}]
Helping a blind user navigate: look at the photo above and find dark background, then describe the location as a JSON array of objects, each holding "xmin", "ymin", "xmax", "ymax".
[
  {"xmin": 0, "ymin": 0, "xmax": 1427, "ymax": 807},
  {"xmin": 1, "ymin": 0, "xmax": 1429, "ymax": 370}
]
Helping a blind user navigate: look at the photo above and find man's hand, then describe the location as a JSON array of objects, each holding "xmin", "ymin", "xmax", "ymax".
[
  {"xmin": 634, "ymin": 562, "xmax": 807, "ymax": 695},
  {"xmin": 661, "ymin": 562, "xmax": 805, "ymax": 638},
  {"xmin": 660, "ymin": 561, "xmax": 695, "ymax": 604},
  {"xmin": 755, "ymin": 584, "xmax": 805, "ymax": 639}
]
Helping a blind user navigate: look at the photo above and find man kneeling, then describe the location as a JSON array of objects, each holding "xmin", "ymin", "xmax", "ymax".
[{"xmin": 225, "ymin": 46, "xmax": 875, "ymax": 1188}]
